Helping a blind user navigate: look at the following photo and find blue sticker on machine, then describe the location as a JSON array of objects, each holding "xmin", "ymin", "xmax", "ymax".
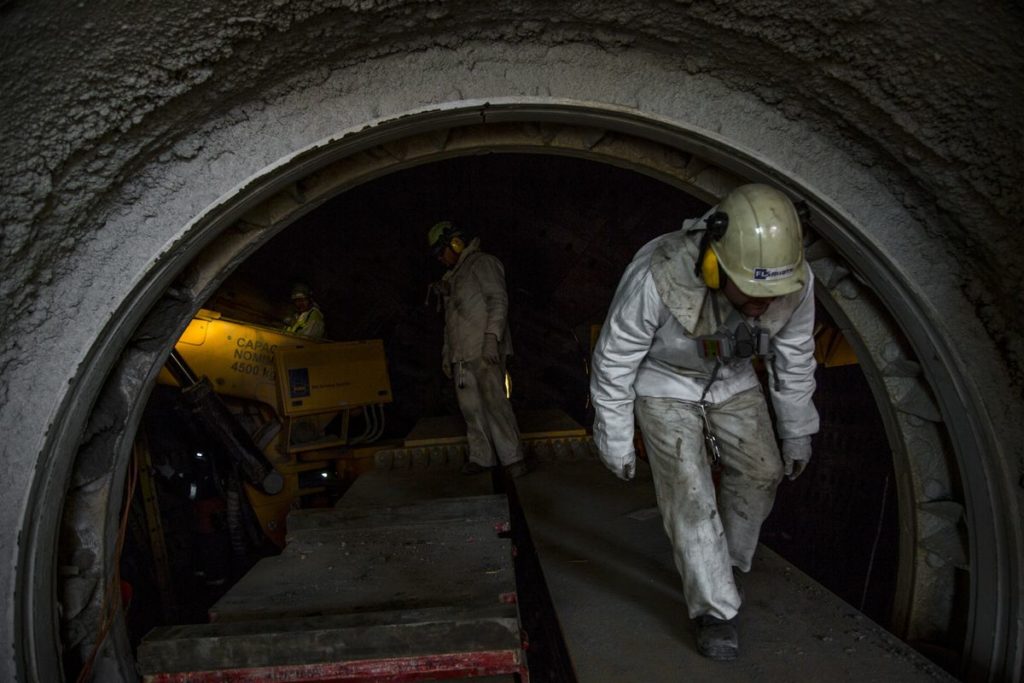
[{"xmin": 288, "ymin": 368, "xmax": 311, "ymax": 398}]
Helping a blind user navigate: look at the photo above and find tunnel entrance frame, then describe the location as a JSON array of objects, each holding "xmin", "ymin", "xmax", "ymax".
[{"xmin": 38, "ymin": 102, "xmax": 1017, "ymax": 681}]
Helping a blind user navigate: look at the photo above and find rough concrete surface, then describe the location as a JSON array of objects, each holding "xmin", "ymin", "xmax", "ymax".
[{"xmin": 0, "ymin": 2, "xmax": 1022, "ymax": 681}]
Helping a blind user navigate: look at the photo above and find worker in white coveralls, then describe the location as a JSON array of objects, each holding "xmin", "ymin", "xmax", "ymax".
[
  {"xmin": 283, "ymin": 282, "xmax": 325, "ymax": 340},
  {"xmin": 590, "ymin": 184, "xmax": 818, "ymax": 660},
  {"xmin": 428, "ymin": 221, "xmax": 531, "ymax": 479}
]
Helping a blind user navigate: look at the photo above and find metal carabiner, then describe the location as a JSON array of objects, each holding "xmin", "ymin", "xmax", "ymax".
[{"xmin": 698, "ymin": 401, "xmax": 721, "ymax": 467}]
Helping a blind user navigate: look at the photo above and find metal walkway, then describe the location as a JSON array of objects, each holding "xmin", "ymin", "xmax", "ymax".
[
  {"xmin": 138, "ymin": 408, "xmax": 957, "ymax": 682},
  {"xmin": 513, "ymin": 456, "xmax": 956, "ymax": 682}
]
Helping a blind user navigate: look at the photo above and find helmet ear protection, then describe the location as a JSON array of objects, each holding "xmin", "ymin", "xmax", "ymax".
[
  {"xmin": 695, "ymin": 211, "xmax": 729, "ymax": 289},
  {"xmin": 429, "ymin": 221, "xmax": 465, "ymax": 258}
]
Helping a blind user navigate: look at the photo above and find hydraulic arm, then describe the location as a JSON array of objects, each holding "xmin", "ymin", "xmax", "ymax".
[{"xmin": 165, "ymin": 348, "xmax": 284, "ymax": 495}]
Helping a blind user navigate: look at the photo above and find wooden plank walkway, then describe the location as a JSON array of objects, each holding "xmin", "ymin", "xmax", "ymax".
[
  {"xmin": 334, "ymin": 468, "xmax": 495, "ymax": 508},
  {"xmin": 138, "ymin": 491, "xmax": 525, "ymax": 682},
  {"xmin": 209, "ymin": 499, "xmax": 513, "ymax": 623},
  {"xmin": 288, "ymin": 495, "xmax": 512, "ymax": 536},
  {"xmin": 138, "ymin": 607, "xmax": 522, "ymax": 682}
]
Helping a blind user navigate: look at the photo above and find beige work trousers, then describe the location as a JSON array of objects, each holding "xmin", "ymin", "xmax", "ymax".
[
  {"xmin": 635, "ymin": 386, "xmax": 783, "ymax": 621},
  {"xmin": 454, "ymin": 357, "xmax": 524, "ymax": 467}
]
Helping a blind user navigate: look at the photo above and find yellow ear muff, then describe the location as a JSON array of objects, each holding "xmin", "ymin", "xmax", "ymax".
[
  {"xmin": 701, "ymin": 248, "xmax": 721, "ymax": 289},
  {"xmin": 450, "ymin": 236, "xmax": 465, "ymax": 254}
]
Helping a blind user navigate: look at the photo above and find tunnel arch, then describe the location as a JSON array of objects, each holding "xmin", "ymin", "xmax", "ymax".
[
  {"xmin": 39, "ymin": 100, "xmax": 1020, "ymax": 681},
  {"xmin": 1, "ymin": 13, "xmax": 1021, "ymax": 680}
]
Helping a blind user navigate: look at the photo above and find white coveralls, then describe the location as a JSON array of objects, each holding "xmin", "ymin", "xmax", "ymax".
[
  {"xmin": 440, "ymin": 238, "xmax": 524, "ymax": 467},
  {"xmin": 590, "ymin": 220, "xmax": 818, "ymax": 621}
]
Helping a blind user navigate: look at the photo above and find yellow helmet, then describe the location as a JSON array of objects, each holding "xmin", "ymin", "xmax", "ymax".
[{"xmin": 707, "ymin": 184, "xmax": 807, "ymax": 297}]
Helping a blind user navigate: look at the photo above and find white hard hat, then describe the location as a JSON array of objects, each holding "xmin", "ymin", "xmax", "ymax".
[
  {"xmin": 290, "ymin": 282, "xmax": 313, "ymax": 300},
  {"xmin": 710, "ymin": 184, "xmax": 807, "ymax": 297}
]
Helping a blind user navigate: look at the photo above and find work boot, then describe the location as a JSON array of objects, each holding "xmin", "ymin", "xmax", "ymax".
[
  {"xmin": 460, "ymin": 460, "xmax": 490, "ymax": 475},
  {"xmin": 694, "ymin": 615, "xmax": 738, "ymax": 661},
  {"xmin": 504, "ymin": 458, "xmax": 534, "ymax": 478}
]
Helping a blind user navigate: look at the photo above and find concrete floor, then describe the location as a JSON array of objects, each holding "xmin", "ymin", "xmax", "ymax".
[
  {"xmin": 139, "ymin": 454, "xmax": 961, "ymax": 681},
  {"xmin": 514, "ymin": 459, "xmax": 957, "ymax": 682}
]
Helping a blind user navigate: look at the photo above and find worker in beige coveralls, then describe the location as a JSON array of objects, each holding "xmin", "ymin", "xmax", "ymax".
[{"xmin": 428, "ymin": 221, "xmax": 530, "ymax": 479}]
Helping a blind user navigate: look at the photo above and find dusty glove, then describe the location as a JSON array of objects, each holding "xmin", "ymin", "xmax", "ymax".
[
  {"xmin": 600, "ymin": 450, "xmax": 636, "ymax": 481},
  {"xmin": 482, "ymin": 333, "xmax": 501, "ymax": 365},
  {"xmin": 782, "ymin": 436, "xmax": 812, "ymax": 480},
  {"xmin": 442, "ymin": 359, "xmax": 453, "ymax": 379}
]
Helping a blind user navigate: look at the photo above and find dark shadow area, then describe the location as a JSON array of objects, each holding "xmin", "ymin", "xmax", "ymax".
[
  {"xmin": 502, "ymin": 475, "xmax": 578, "ymax": 683},
  {"xmin": 122, "ymin": 386, "xmax": 276, "ymax": 655},
  {"xmin": 762, "ymin": 306, "xmax": 899, "ymax": 628}
]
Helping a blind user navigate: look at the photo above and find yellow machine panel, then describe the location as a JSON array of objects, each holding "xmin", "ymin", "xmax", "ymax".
[
  {"xmin": 276, "ymin": 340, "xmax": 393, "ymax": 417},
  {"xmin": 158, "ymin": 309, "xmax": 311, "ymax": 407},
  {"xmin": 156, "ymin": 310, "xmax": 395, "ymax": 548},
  {"xmin": 814, "ymin": 326, "xmax": 859, "ymax": 368}
]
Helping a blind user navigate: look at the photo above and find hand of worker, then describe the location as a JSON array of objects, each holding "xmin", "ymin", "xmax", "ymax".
[
  {"xmin": 781, "ymin": 436, "xmax": 812, "ymax": 480},
  {"xmin": 619, "ymin": 460, "xmax": 636, "ymax": 481},
  {"xmin": 442, "ymin": 359, "xmax": 453, "ymax": 379},
  {"xmin": 599, "ymin": 450, "xmax": 636, "ymax": 481},
  {"xmin": 482, "ymin": 333, "xmax": 501, "ymax": 365}
]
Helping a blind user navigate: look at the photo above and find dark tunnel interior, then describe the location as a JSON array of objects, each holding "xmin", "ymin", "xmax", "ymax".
[
  {"xmin": 125, "ymin": 154, "xmax": 901, "ymax": 669},
  {"xmin": 208, "ymin": 154, "xmax": 708, "ymax": 435}
]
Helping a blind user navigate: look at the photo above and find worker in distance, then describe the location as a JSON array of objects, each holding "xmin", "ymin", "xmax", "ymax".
[
  {"xmin": 283, "ymin": 282, "xmax": 326, "ymax": 340},
  {"xmin": 590, "ymin": 184, "xmax": 819, "ymax": 660},
  {"xmin": 428, "ymin": 221, "xmax": 531, "ymax": 479}
]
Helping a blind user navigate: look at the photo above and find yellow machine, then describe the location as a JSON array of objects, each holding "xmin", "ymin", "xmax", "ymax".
[{"xmin": 158, "ymin": 309, "xmax": 393, "ymax": 546}]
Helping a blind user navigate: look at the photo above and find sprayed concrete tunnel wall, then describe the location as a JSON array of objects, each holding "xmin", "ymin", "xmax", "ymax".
[{"xmin": 0, "ymin": 2, "xmax": 1022, "ymax": 680}]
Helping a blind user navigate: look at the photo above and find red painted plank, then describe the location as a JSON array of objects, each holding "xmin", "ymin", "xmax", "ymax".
[{"xmin": 144, "ymin": 649, "xmax": 526, "ymax": 682}]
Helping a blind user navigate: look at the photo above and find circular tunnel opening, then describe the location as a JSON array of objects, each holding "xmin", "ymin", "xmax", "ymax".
[
  {"xmin": 49, "ymin": 109, "xmax": 1004, "ymax": 682},
  {"xmin": 108, "ymin": 153, "xmax": 934, "ymax": 676}
]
